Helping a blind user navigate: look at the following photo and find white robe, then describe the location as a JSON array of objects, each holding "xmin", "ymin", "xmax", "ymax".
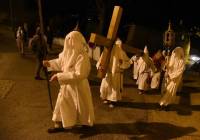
[
  {"xmin": 160, "ymin": 47, "xmax": 185, "ymax": 106},
  {"xmin": 151, "ymin": 72, "xmax": 161, "ymax": 89},
  {"xmin": 98, "ymin": 43, "xmax": 130, "ymax": 102},
  {"xmin": 137, "ymin": 56, "xmax": 154, "ymax": 91},
  {"xmin": 48, "ymin": 31, "xmax": 94, "ymax": 128},
  {"xmin": 130, "ymin": 55, "xmax": 139, "ymax": 80}
]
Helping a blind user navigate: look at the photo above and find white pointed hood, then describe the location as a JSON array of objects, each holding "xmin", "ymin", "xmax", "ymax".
[
  {"xmin": 59, "ymin": 31, "xmax": 88, "ymax": 71},
  {"xmin": 144, "ymin": 45, "xmax": 149, "ymax": 55},
  {"xmin": 169, "ymin": 47, "xmax": 185, "ymax": 67}
]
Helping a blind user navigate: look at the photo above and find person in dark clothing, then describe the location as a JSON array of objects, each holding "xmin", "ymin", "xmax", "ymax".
[
  {"xmin": 29, "ymin": 27, "xmax": 48, "ymax": 80},
  {"xmin": 46, "ymin": 26, "xmax": 54, "ymax": 50},
  {"xmin": 22, "ymin": 22, "xmax": 28, "ymax": 43}
]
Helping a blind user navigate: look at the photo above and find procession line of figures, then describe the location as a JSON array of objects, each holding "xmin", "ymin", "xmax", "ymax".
[
  {"xmin": 40, "ymin": 29, "xmax": 184, "ymax": 133},
  {"xmin": 15, "ymin": 24, "xmax": 53, "ymax": 56},
  {"xmin": 16, "ymin": 25, "xmax": 54, "ymax": 80}
]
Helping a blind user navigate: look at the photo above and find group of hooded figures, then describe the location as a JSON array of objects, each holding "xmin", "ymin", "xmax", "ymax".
[
  {"xmin": 129, "ymin": 45, "xmax": 185, "ymax": 109},
  {"xmin": 98, "ymin": 38, "xmax": 185, "ymax": 110},
  {"xmin": 42, "ymin": 29, "xmax": 185, "ymax": 133}
]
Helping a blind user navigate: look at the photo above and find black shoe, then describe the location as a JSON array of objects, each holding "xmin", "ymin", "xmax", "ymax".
[
  {"xmin": 47, "ymin": 71, "xmax": 52, "ymax": 75},
  {"xmin": 158, "ymin": 105, "xmax": 163, "ymax": 111},
  {"xmin": 157, "ymin": 104, "xmax": 165, "ymax": 111},
  {"xmin": 81, "ymin": 125, "xmax": 93, "ymax": 129},
  {"xmin": 158, "ymin": 105, "xmax": 170, "ymax": 111},
  {"xmin": 47, "ymin": 127, "xmax": 65, "ymax": 133},
  {"xmin": 163, "ymin": 105, "xmax": 170, "ymax": 111}
]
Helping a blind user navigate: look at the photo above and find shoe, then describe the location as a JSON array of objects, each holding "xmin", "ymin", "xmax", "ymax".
[
  {"xmin": 47, "ymin": 127, "xmax": 65, "ymax": 133},
  {"xmin": 35, "ymin": 76, "xmax": 44, "ymax": 80},
  {"xmin": 138, "ymin": 91, "xmax": 143, "ymax": 95},
  {"xmin": 81, "ymin": 125, "xmax": 93, "ymax": 129},
  {"xmin": 157, "ymin": 105, "xmax": 170, "ymax": 111},
  {"xmin": 109, "ymin": 104, "xmax": 114, "ymax": 108},
  {"xmin": 47, "ymin": 71, "xmax": 52, "ymax": 75},
  {"xmin": 103, "ymin": 100, "xmax": 108, "ymax": 104},
  {"xmin": 157, "ymin": 105, "xmax": 164, "ymax": 111},
  {"xmin": 163, "ymin": 105, "xmax": 170, "ymax": 111}
]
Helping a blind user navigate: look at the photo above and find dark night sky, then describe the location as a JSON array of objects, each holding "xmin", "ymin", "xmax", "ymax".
[
  {"xmin": 1, "ymin": 0, "xmax": 200, "ymax": 30},
  {"xmin": 44, "ymin": 0, "xmax": 200, "ymax": 27},
  {"xmin": 1, "ymin": 0, "xmax": 200, "ymax": 51},
  {"xmin": 50, "ymin": 1, "xmax": 199, "ymax": 24}
]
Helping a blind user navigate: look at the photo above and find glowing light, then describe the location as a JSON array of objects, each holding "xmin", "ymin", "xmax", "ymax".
[{"xmin": 190, "ymin": 55, "xmax": 200, "ymax": 61}]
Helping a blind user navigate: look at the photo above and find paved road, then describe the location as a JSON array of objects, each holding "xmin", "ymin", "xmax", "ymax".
[{"xmin": 0, "ymin": 24, "xmax": 200, "ymax": 140}]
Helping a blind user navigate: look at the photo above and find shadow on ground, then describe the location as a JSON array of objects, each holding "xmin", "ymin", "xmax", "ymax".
[
  {"xmin": 67, "ymin": 122, "xmax": 196, "ymax": 140},
  {"xmin": 115, "ymin": 101, "xmax": 200, "ymax": 116}
]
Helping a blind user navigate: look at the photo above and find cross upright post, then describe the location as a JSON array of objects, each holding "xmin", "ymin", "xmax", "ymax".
[
  {"xmin": 89, "ymin": 6, "xmax": 123, "ymax": 78},
  {"xmin": 89, "ymin": 6, "xmax": 142, "ymax": 79}
]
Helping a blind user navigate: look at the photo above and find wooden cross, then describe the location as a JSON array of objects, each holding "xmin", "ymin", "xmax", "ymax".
[{"xmin": 89, "ymin": 6, "xmax": 142, "ymax": 79}]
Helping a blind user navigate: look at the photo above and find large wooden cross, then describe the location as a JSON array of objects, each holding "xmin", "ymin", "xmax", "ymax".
[{"xmin": 89, "ymin": 6, "xmax": 142, "ymax": 79}]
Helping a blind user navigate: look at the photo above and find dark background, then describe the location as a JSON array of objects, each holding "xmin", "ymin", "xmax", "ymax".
[
  {"xmin": 1, "ymin": 0, "xmax": 200, "ymax": 32},
  {"xmin": 1, "ymin": 0, "xmax": 200, "ymax": 53}
]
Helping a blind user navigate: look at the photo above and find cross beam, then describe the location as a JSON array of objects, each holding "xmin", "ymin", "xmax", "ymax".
[
  {"xmin": 90, "ymin": 33, "xmax": 112, "ymax": 48},
  {"xmin": 122, "ymin": 44, "xmax": 142, "ymax": 54},
  {"xmin": 89, "ymin": 6, "xmax": 142, "ymax": 79}
]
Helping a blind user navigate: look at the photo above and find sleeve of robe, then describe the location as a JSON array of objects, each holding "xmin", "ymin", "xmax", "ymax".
[
  {"xmin": 129, "ymin": 56, "xmax": 136, "ymax": 64},
  {"xmin": 56, "ymin": 54, "xmax": 90, "ymax": 85},
  {"xmin": 138, "ymin": 58, "xmax": 146, "ymax": 74},
  {"xmin": 168, "ymin": 60, "xmax": 185, "ymax": 79},
  {"xmin": 96, "ymin": 52, "xmax": 103, "ymax": 69},
  {"xmin": 48, "ymin": 53, "xmax": 63, "ymax": 71},
  {"xmin": 120, "ymin": 50, "xmax": 130, "ymax": 69}
]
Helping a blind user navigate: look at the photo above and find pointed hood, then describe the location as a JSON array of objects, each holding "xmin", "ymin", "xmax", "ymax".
[
  {"xmin": 169, "ymin": 47, "xmax": 185, "ymax": 67},
  {"xmin": 142, "ymin": 45, "xmax": 157, "ymax": 72},
  {"xmin": 60, "ymin": 31, "xmax": 88, "ymax": 71},
  {"xmin": 73, "ymin": 21, "xmax": 80, "ymax": 31},
  {"xmin": 144, "ymin": 45, "xmax": 149, "ymax": 55}
]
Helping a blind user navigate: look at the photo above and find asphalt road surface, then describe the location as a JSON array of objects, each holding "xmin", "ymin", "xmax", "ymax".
[{"xmin": 0, "ymin": 24, "xmax": 200, "ymax": 140}]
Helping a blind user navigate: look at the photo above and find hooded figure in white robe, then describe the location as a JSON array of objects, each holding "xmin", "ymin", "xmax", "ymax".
[
  {"xmin": 159, "ymin": 47, "xmax": 185, "ymax": 108},
  {"xmin": 97, "ymin": 38, "xmax": 130, "ymax": 108},
  {"xmin": 137, "ymin": 46, "xmax": 157, "ymax": 94},
  {"xmin": 43, "ymin": 31, "xmax": 94, "ymax": 132}
]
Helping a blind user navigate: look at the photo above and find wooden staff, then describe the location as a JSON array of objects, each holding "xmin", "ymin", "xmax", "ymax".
[{"xmin": 37, "ymin": 0, "xmax": 53, "ymax": 111}]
